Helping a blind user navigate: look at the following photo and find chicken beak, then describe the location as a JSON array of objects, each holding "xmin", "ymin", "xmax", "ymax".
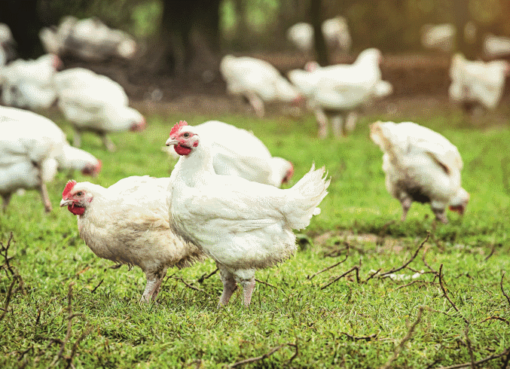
[
  {"xmin": 60, "ymin": 199, "xmax": 73, "ymax": 207},
  {"xmin": 166, "ymin": 138, "xmax": 179, "ymax": 146}
]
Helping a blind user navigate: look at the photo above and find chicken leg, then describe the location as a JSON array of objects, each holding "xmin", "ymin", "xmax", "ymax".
[
  {"xmin": 245, "ymin": 92, "xmax": 265, "ymax": 118},
  {"xmin": 218, "ymin": 267, "xmax": 238, "ymax": 307},
  {"xmin": 73, "ymin": 127, "xmax": 82, "ymax": 148},
  {"xmin": 2, "ymin": 194, "xmax": 12, "ymax": 212},
  {"xmin": 39, "ymin": 183, "xmax": 52, "ymax": 213},
  {"xmin": 400, "ymin": 197, "xmax": 412, "ymax": 221},
  {"xmin": 331, "ymin": 115, "xmax": 344, "ymax": 138},
  {"xmin": 314, "ymin": 108, "xmax": 329, "ymax": 139},
  {"xmin": 240, "ymin": 277, "xmax": 256, "ymax": 307},
  {"xmin": 432, "ymin": 207, "xmax": 448, "ymax": 224},
  {"xmin": 345, "ymin": 112, "xmax": 358, "ymax": 134},
  {"xmin": 141, "ymin": 268, "xmax": 167, "ymax": 302},
  {"xmin": 101, "ymin": 132, "xmax": 116, "ymax": 152}
]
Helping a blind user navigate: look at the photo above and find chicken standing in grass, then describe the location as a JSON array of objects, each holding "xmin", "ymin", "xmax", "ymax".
[
  {"xmin": 54, "ymin": 68, "xmax": 146, "ymax": 151},
  {"xmin": 60, "ymin": 176, "xmax": 203, "ymax": 301},
  {"xmin": 0, "ymin": 106, "xmax": 101, "ymax": 212},
  {"xmin": 166, "ymin": 121, "xmax": 329, "ymax": 307},
  {"xmin": 370, "ymin": 121, "xmax": 469, "ymax": 223},
  {"xmin": 165, "ymin": 120, "xmax": 294, "ymax": 187}
]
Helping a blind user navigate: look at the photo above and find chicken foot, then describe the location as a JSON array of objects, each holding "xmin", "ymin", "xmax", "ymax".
[
  {"xmin": 400, "ymin": 198, "xmax": 412, "ymax": 221},
  {"xmin": 141, "ymin": 268, "xmax": 167, "ymax": 302},
  {"xmin": 218, "ymin": 267, "xmax": 238, "ymax": 307},
  {"xmin": 315, "ymin": 108, "xmax": 329, "ymax": 139},
  {"xmin": 245, "ymin": 92, "xmax": 265, "ymax": 118},
  {"xmin": 73, "ymin": 127, "xmax": 82, "ymax": 148},
  {"xmin": 331, "ymin": 115, "xmax": 344, "ymax": 138},
  {"xmin": 39, "ymin": 183, "xmax": 52, "ymax": 212},
  {"xmin": 101, "ymin": 133, "xmax": 116, "ymax": 152}
]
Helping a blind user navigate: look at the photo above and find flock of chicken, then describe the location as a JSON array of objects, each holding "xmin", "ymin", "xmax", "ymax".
[{"xmin": 0, "ymin": 16, "xmax": 504, "ymax": 306}]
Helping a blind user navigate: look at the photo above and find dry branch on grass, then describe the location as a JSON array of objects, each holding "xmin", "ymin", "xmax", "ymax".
[
  {"xmin": 255, "ymin": 278, "xmax": 277, "ymax": 289},
  {"xmin": 308, "ymin": 248, "xmax": 349, "ymax": 280},
  {"xmin": 48, "ymin": 283, "xmax": 91, "ymax": 369},
  {"xmin": 229, "ymin": 342, "xmax": 298, "ymax": 368},
  {"xmin": 501, "ymin": 272, "xmax": 510, "ymax": 307},
  {"xmin": 340, "ymin": 332, "xmax": 378, "ymax": 341},
  {"xmin": 435, "ymin": 346, "xmax": 510, "ymax": 369},
  {"xmin": 172, "ymin": 276, "xmax": 205, "ymax": 292},
  {"xmin": 438, "ymin": 264, "xmax": 469, "ymax": 324},
  {"xmin": 320, "ymin": 266, "xmax": 360, "ymax": 290},
  {"xmin": 0, "ymin": 233, "xmax": 25, "ymax": 322},
  {"xmin": 463, "ymin": 324, "xmax": 475, "ymax": 369},
  {"xmin": 395, "ymin": 280, "xmax": 438, "ymax": 290},
  {"xmin": 197, "ymin": 268, "xmax": 218, "ymax": 284},
  {"xmin": 378, "ymin": 307, "xmax": 424, "ymax": 369},
  {"xmin": 479, "ymin": 316, "xmax": 509, "ymax": 325},
  {"xmin": 380, "ymin": 233, "xmax": 429, "ymax": 277}
]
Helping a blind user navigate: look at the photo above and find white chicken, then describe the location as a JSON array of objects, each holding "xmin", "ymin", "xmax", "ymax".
[
  {"xmin": 0, "ymin": 23, "xmax": 15, "ymax": 67},
  {"xmin": 484, "ymin": 34, "xmax": 510, "ymax": 59},
  {"xmin": 0, "ymin": 54, "xmax": 61, "ymax": 110},
  {"xmin": 59, "ymin": 176, "xmax": 203, "ymax": 302},
  {"xmin": 421, "ymin": 23, "xmax": 456, "ymax": 52},
  {"xmin": 0, "ymin": 106, "xmax": 101, "ymax": 175},
  {"xmin": 54, "ymin": 68, "xmax": 146, "ymax": 151},
  {"xmin": 286, "ymin": 16, "xmax": 351, "ymax": 53},
  {"xmin": 165, "ymin": 120, "xmax": 293, "ymax": 187},
  {"xmin": 0, "ymin": 106, "xmax": 102, "ymax": 212},
  {"xmin": 165, "ymin": 121, "xmax": 329, "ymax": 307},
  {"xmin": 370, "ymin": 121, "xmax": 469, "ymax": 223},
  {"xmin": 289, "ymin": 48, "xmax": 391, "ymax": 138},
  {"xmin": 40, "ymin": 16, "xmax": 137, "ymax": 61},
  {"xmin": 449, "ymin": 53, "xmax": 510, "ymax": 112},
  {"xmin": 220, "ymin": 55, "xmax": 303, "ymax": 117}
]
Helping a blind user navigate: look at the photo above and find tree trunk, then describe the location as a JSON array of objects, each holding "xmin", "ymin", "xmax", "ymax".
[
  {"xmin": 310, "ymin": 0, "xmax": 329, "ymax": 66},
  {"xmin": 0, "ymin": 0, "xmax": 43, "ymax": 58}
]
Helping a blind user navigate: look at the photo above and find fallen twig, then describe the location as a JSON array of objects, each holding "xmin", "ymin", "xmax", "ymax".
[
  {"xmin": 463, "ymin": 325, "xmax": 475, "ymax": 369},
  {"xmin": 362, "ymin": 269, "xmax": 381, "ymax": 284},
  {"xmin": 340, "ymin": 332, "xmax": 377, "ymax": 341},
  {"xmin": 483, "ymin": 244, "xmax": 496, "ymax": 262},
  {"xmin": 90, "ymin": 279, "xmax": 103, "ymax": 294},
  {"xmin": 255, "ymin": 278, "xmax": 277, "ymax": 289},
  {"xmin": 435, "ymin": 346, "xmax": 510, "ymax": 369},
  {"xmin": 197, "ymin": 268, "xmax": 218, "ymax": 284},
  {"xmin": 395, "ymin": 281, "xmax": 438, "ymax": 290},
  {"xmin": 422, "ymin": 247, "xmax": 439, "ymax": 276},
  {"xmin": 380, "ymin": 233, "xmax": 429, "ymax": 277},
  {"xmin": 501, "ymin": 272, "xmax": 510, "ymax": 308},
  {"xmin": 173, "ymin": 276, "xmax": 204, "ymax": 292},
  {"xmin": 49, "ymin": 283, "xmax": 90, "ymax": 368},
  {"xmin": 308, "ymin": 249, "xmax": 349, "ymax": 280},
  {"xmin": 438, "ymin": 264, "xmax": 469, "ymax": 324},
  {"xmin": 229, "ymin": 342, "xmax": 298, "ymax": 368},
  {"xmin": 378, "ymin": 307, "xmax": 424, "ymax": 369},
  {"xmin": 320, "ymin": 266, "xmax": 360, "ymax": 290},
  {"xmin": 479, "ymin": 316, "xmax": 509, "ymax": 325}
]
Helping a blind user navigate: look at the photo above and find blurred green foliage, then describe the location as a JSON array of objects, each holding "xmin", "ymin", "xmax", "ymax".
[{"xmin": 37, "ymin": 0, "xmax": 510, "ymax": 52}]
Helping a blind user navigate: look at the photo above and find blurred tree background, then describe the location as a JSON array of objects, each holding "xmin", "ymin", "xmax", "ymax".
[{"xmin": 0, "ymin": 0, "xmax": 509, "ymax": 74}]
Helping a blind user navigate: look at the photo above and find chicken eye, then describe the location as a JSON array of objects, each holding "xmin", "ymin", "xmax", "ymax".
[
  {"xmin": 76, "ymin": 191, "xmax": 83, "ymax": 196},
  {"xmin": 183, "ymin": 133, "xmax": 190, "ymax": 138}
]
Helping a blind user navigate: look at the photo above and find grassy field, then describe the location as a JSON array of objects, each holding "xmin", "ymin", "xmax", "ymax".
[{"xmin": 1, "ymin": 106, "xmax": 510, "ymax": 368}]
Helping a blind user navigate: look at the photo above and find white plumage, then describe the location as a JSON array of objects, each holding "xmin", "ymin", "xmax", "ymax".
[
  {"xmin": 220, "ymin": 55, "xmax": 302, "ymax": 117},
  {"xmin": 484, "ymin": 34, "xmax": 510, "ymax": 58},
  {"xmin": 289, "ymin": 48, "xmax": 391, "ymax": 138},
  {"xmin": 165, "ymin": 121, "xmax": 329, "ymax": 307},
  {"xmin": 60, "ymin": 176, "xmax": 203, "ymax": 301},
  {"xmin": 449, "ymin": 53, "xmax": 510, "ymax": 111},
  {"xmin": 370, "ymin": 121, "xmax": 469, "ymax": 223},
  {"xmin": 165, "ymin": 120, "xmax": 293, "ymax": 187},
  {"xmin": 286, "ymin": 16, "xmax": 351, "ymax": 53},
  {"xmin": 54, "ymin": 68, "xmax": 146, "ymax": 151},
  {"xmin": 421, "ymin": 23, "xmax": 456, "ymax": 52},
  {"xmin": 0, "ymin": 54, "xmax": 61, "ymax": 110},
  {"xmin": 40, "ymin": 16, "xmax": 137, "ymax": 61}
]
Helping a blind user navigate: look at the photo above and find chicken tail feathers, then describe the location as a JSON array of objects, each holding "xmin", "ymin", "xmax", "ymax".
[{"xmin": 284, "ymin": 164, "xmax": 330, "ymax": 229}]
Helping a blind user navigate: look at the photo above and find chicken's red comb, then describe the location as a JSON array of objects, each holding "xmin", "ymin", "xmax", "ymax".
[
  {"xmin": 169, "ymin": 120, "xmax": 188, "ymax": 137},
  {"xmin": 62, "ymin": 180, "xmax": 77, "ymax": 198}
]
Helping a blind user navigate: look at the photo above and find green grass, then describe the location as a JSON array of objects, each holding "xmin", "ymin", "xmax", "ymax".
[{"xmin": 1, "ymin": 106, "xmax": 510, "ymax": 368}]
